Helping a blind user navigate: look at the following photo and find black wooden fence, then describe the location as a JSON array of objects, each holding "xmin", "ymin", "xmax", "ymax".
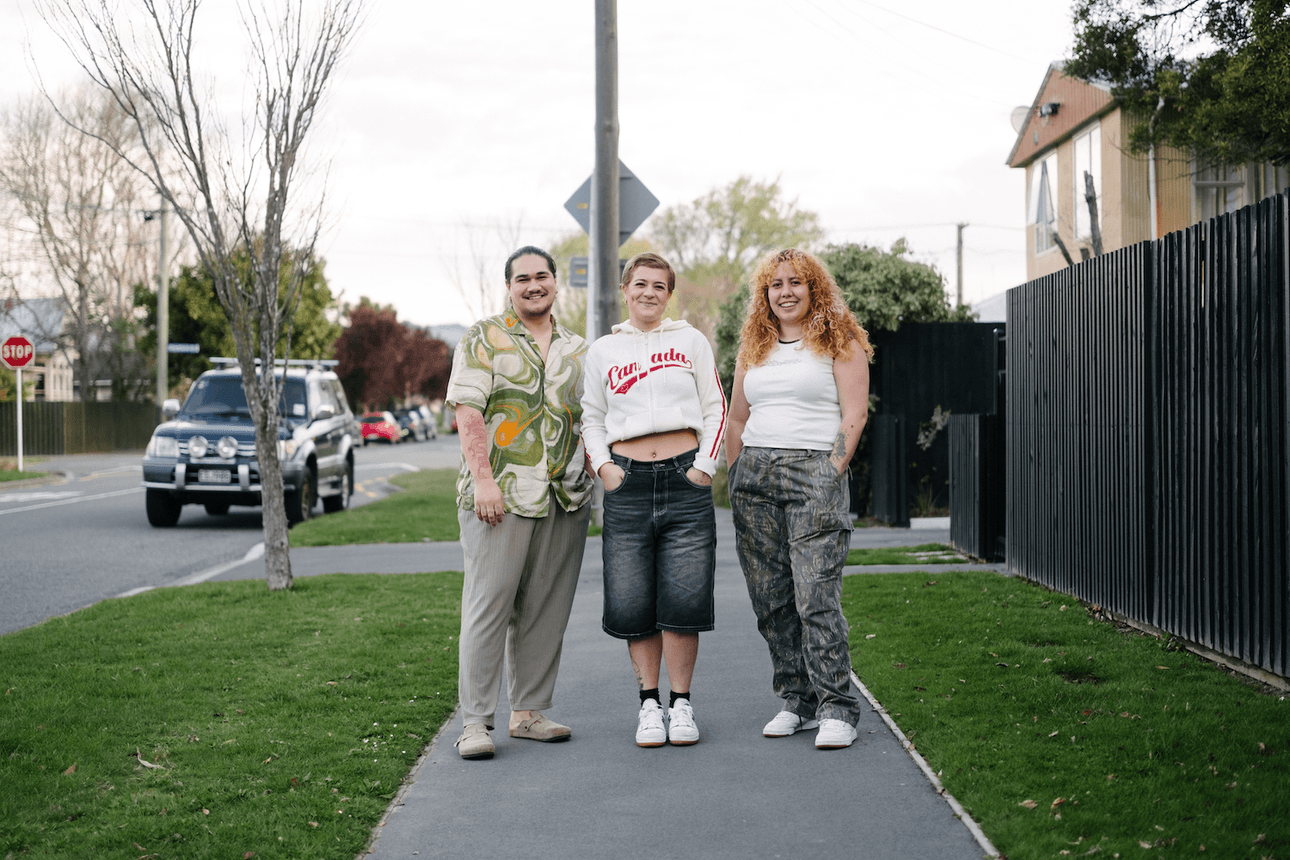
[
  {"xmin": 868, "ymin": 322, "xmax": 1003, "ymax": 523},
  {"xmin": 1006, "ymin": 191, "xmax": 1289, "ymax": 677},
  {"xmin": 0, "ymin": 401, "xmax": 156, "ymax": 457}
]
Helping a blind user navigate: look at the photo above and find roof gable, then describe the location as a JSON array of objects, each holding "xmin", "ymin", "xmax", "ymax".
[
  {"xmin": 1007, "ymin": 64, "xmax": 1115, "ymax": 169},
  {"xmin": 0, "ymin": 298, "xmax": 65, "ymax": 351}
]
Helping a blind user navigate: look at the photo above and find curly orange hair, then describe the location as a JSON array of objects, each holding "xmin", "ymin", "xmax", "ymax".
[{"xmin": 737, "ymin": 248, "xmax": 873, "ymax": 368}]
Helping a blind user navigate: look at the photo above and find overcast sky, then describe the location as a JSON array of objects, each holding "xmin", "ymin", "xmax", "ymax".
[{"xmin": 3, "ymin": 0, "xmax": 1078, "ymax": 330}]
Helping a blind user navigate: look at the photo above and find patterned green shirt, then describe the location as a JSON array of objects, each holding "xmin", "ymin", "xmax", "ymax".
[{"xmin": 446, "ymin": 310, "xmax": 593, "ymax": 517}]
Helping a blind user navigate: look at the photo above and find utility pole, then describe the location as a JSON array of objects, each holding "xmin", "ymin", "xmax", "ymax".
[
  {"xmin": 956, "ymin": 222, "xmax": 968, "ymax": 308},
  {"xmin": 155, "ymin": 199, "xmax": 169, "ymax": 410},
  {"xmin": 590, "ymin": 0, "xmax": 619, "ymax": 341}
]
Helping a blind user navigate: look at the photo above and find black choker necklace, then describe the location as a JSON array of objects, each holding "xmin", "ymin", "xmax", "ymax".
[{"xmin": 778, "ymin": 337, "xmax": 802, "ymax": 344}]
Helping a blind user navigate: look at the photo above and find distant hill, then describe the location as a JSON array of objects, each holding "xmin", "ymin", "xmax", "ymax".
[{"xmin": 424, "ymin": 323, "xmax": 467, "ymax": 350}]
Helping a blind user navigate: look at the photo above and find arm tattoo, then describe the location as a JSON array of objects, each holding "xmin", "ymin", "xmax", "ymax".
[{"xmin": 830, "ymin": 429, "xmax": 847, "ymax": 462}]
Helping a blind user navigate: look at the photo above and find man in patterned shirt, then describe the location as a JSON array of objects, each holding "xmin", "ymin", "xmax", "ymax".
[{"xmin": 445, "ymin": 245, "xmax": 594, "ymax": 760}]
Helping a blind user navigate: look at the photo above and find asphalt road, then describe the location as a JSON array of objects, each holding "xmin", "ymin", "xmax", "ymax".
[{"xmin": 0, "ymin": 433, "xmax": 463, "ymax": 636}]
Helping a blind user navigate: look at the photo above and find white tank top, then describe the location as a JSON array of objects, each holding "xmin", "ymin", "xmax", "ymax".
[{"xmin": 742, "ymin": 340, "xmax": 839, "ymax": 451}]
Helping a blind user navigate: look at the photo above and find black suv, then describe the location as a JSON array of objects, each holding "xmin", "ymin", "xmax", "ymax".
[{"xmin": 142, "ymin": 359, "xmax": 361, "ymax": 526}]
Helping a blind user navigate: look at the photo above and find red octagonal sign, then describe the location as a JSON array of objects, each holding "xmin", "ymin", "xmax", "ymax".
[{"xmin": 2, "ymin": 335, "xmax": 34, "ymax": 369}]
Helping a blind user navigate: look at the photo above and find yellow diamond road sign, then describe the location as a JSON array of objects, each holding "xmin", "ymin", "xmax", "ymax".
[{"xmin": 564, "ymin": 160, "xmax": 659, "ymax": 246}]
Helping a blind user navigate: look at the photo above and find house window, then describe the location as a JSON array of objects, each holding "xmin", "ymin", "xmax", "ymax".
[
  {"xmin": 1252, "ymin": 163, "xmax": 1290, "ymax": 202},
  {"xmin": 1073, "ymin": 125, "xmax": 1101, "ymax": 240},
  {"xmin": 1028, "ymin": 152, "xmax": 1059, "ymax": 253},
  {"xmin": 1195, "ymin": 163, "xmax": 1245, "ymax": 220}
]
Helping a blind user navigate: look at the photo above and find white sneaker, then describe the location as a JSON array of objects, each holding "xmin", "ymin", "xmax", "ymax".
[
  {"xmin": 815, "ymin": 718, "xmax": 858, "ymax": 749},
  {"xmin": 667, "ymin": 698, "xmax": 699, "ymax": 745},
  {"xmin": 636, "ymin": 699, "xmax": 666, "ymax": 747},
  {"xmin": 763, "ymin": 710, "xmax": 820, "ymax": 737}
]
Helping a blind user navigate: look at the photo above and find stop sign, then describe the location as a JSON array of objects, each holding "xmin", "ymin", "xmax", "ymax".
[{"xmin": 2, "ymin": 335, "xmax": 34, "ymax": 368}]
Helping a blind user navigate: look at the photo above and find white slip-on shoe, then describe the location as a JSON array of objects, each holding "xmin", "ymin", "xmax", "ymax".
[
  {"xmin": 636, "ymin": 699, "xmax": 666, "ymax": 747},
  {"xmin": 667, "ymin": 698, "xmax": 699, "ymax": 745},
  {"xmin": 815, "ymin": 718, "xmax": 858, "ymax": 749},
  {"xmin": 762, "ymin": 710, "xmax": 820, "ymax": 738}
]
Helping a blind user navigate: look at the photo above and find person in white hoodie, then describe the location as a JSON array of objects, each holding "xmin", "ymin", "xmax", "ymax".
[{"xmin": 582, "ymin": 251, "xmax": 727, "ymax": 748}]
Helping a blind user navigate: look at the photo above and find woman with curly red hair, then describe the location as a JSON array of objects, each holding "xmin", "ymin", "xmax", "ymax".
[{"xmin": 726, "ymin": 247, "xmax": 873, "ymax": 750}]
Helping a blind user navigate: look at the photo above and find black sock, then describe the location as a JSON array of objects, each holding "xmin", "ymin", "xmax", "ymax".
[
  {"xmin": 669, "ymin": 690, "xmax": 690, "ymax": 708},
  {"xmin": 640, "ymin": 687, "xmax": 660, "ymax": 706}
]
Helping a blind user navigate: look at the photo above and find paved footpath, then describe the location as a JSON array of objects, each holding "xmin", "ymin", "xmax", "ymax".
[{"xmin": 211, "ymin": 510, "xmax": 1001, "ymax": 860}]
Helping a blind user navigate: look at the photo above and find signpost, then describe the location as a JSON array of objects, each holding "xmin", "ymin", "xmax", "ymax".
[
  {"xmin": 564, "ymin": 159, "xmax": 659, "ymax": 338},
  {"xmin": 2, "ymin": 335, "xmax": 35, "ymax": 472}
]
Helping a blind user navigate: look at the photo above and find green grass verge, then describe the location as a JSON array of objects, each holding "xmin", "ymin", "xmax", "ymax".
[
  {"xmin": 845, "ymin": 543, "xmax": 965, "ymax": 565},
  {"xmin": 842, "ymin": 571, "xmax": 1289, "ymax": 858},
  {"xmin": 0, "ymin": 572, "xmax": 462, "ymax": 860},
  {"xmin": 291, "ymin": 470, "xmax": 460, "ymax": 547},
  {"xmin": 0, "ymin": 468, "xmax": 49, "ymax": 482}
]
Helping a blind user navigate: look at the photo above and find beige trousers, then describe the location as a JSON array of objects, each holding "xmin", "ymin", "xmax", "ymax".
[{"xmin": 457, "ymin": 493, "xmax": 590, "ymax": 728}]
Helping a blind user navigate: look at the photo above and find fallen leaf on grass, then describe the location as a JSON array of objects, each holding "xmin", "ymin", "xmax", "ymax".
[
  {"xmin": 1048, "ymin": 731, "xmax": 1059, "ymax": 737},
  {"xmin": 1050, "ymin": 797, "xmax": 1066, "ymax": 813},
  {"xmin": 62, "ymin": 764, "xmax": 76, "ymax": 775},
  {"xmin": 308, "ymin": 822, "xmax": 318, "ymax": 828},
  {"xmin": 202, "ymin": 808, "xmax": 210, "ymax": 816},
  {"xmin": 134, "ymin": 748, "xmax": 164, "ymax": 770},
  {"xmin": 1019, "ymin": 799, "xmax": 1038, "ymax": 809},
  {"xmin": 865, "ymin": 634, "xmax": 876, "ymax": 640},
  {"xmin": 1139, "ymin": 841, "xmax": 1152, "ymax": 849}
]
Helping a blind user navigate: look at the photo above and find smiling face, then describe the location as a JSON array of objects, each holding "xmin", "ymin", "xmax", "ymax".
[
  {"xmin": 622, "ymin": 265, "xmax": 672, "ymax": 330},
  {"xmin": 767, "ymin": 261, "xmax": 810, "ymax": 332},
  {"xmin": 507, "ymin": 253, "xmax": 557, "ymax": 322}
]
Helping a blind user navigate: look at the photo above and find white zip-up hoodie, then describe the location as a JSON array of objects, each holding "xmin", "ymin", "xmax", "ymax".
[{"xmin": 582, "ymin": 318, "xmax": 728, "ymax": 477}]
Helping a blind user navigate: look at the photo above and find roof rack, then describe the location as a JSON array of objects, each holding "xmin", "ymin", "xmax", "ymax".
[{"xmin": 210, "ymin": 357, "xmax": 338, "ymax": 369}]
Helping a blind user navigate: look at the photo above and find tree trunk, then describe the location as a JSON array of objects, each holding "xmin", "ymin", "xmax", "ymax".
[{"xmin": 256, "ymin": 414, "xmax": 293, "ymax": 591}]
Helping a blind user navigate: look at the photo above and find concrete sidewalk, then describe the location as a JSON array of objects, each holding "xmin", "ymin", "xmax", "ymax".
[{"xmin": 205, "ymin": 509, "xmax": 1001, "ymax": 860}]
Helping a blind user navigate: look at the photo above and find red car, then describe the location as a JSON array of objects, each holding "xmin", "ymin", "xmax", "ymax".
[{"xmin": 361, "ymin": 411, "xmax": 401, "ymax": 445}]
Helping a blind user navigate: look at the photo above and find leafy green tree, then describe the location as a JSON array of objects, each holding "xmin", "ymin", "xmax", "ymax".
[
  {"xmin": 714, "ymin": 240, "xmax": 973, "ymax": 393},
  {"xmin": 651, "ymin": 177, "xmax": 824, "ymax": 338},
  {"xmin": 136, "ymin": 246, "xmax": 342, "ymax": 397},
  {"xmin": 1067, "ymin": 0, "xmax": 1290, "ymax": 166}
]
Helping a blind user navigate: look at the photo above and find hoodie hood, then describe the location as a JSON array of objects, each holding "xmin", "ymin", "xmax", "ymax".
[{"xmin": 610, "ymin": 317, "xmax": 693, "ymax": 336}]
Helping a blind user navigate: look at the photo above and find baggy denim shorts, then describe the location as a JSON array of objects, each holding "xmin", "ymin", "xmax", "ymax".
[{"xmin": 601, "ymin": 448, "xmax": 716, "ymax": 639}]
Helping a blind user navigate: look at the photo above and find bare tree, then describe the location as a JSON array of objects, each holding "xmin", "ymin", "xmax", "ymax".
[
  {"xmin": 34, "ymin": 0, "xmax": 365, "ymax": 590},
  {"xmin": 442, "ymin": 215, "xmax": 527, "ymax": 323},
  {"xmin": 0, "ymin": 86, "xmax": 156, "ymax": 401}
]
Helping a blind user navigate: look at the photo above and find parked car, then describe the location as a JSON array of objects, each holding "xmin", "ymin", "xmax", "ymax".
[
  {"xmin": 361, "ymin": 411, "xmax": 402, "ymax": 445},
  {"xmin": 417, "ymin": 404, "xmax": 438, "ymax": 440},
  {"xmin": 392, "ymin": 408, "xmax": 426, "ymax": 442},
  {"xmin": 141, "ymin": 359, "xmax": 360, "ymax": 527}
]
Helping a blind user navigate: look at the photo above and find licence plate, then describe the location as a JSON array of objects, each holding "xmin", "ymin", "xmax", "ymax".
[{"xmin": 198, "ymin": 469, "xmax": 231, "ymax": 484}]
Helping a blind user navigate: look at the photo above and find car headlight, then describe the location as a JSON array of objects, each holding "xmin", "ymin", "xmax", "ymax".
[
  {"xmin": 216, "ymin": 436, "xmax": 239, "ymax": 459},
  {"xmin": 148, "ymin": 434, "xmax": 179, "ymax": 458},
  {"xmin": 277, "ymin": 439, "xmax": 299, "ymax": 460},
  {"xmin": 188, "ymin": 435, "xmax": 209, "ymax": 459}
]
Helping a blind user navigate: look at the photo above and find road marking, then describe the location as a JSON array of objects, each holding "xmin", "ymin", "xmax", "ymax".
[
  {"xmin": 0, "ymin": 487, "xmax": 141, "ymax": 515},
  {"xmin": 355, "ymin": 461, "xmax": 421, "ymax": 473},
  {"xmin": 0, "ymin": 490, "xmax": 83, "ymax": 503},
  {"xmin": 171, "ymin": 542, "xmax": 266, "ymax": 587}
]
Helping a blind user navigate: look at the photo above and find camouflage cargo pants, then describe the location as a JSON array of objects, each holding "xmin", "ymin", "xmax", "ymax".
[{"xmin": 729, "ymin": 447, "xmax": 861, "ymax": 725}]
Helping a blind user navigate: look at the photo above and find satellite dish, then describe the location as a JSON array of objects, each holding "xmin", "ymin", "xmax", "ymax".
[{"xmin": 1010, "ymin": 106, "xmax": 1031, "ymax": 134}]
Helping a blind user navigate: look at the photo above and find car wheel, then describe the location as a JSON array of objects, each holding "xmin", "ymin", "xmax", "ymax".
[
  {"xmin": 323, "ymin": 461, "xmax": 352, "ymax": 514},
  {"xmin": 286, "ymin": 470, "xmax": 317, "ymax": 524},
  {"xmin": 204, "ymin": 502, "xmax": 231, "ymax": 516},
  {"xmin": 146, "ymin": 489, "xmax": 183, "ymax": 527}
]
